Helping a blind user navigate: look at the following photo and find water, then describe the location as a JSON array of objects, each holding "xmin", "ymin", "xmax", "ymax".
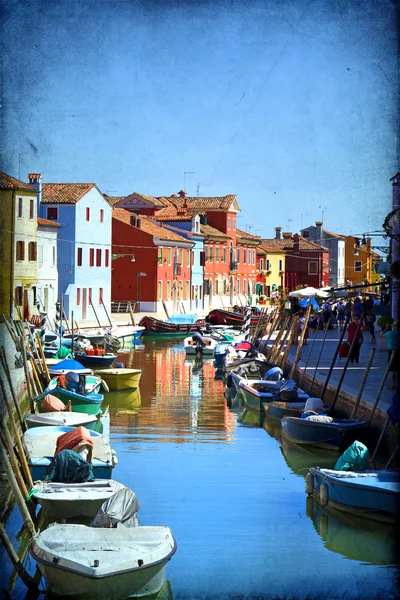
[{"xmin": 1, "ymin": 338, "xmax": 399, "ymax": 600}]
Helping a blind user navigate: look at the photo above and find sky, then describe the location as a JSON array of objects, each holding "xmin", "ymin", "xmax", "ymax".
[{"xmin": 0, "ymin": 0, "xmax": 397, "ymax": 242}]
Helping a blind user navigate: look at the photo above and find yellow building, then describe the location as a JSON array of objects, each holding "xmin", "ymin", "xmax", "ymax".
[
  {"xmin": 344, "ymin": 235, "xmax": 372, "ymax": 287},
  {"xmin": 370, "ymin": 250, "xmax": 383, "ymax": 284},
  {"xmin": 256, "ymin": 240, "xmax": 285, "ymax": 300},
  {"xmin": 0, "ymin": 172, "xmax": 38, "ymax": 318}
]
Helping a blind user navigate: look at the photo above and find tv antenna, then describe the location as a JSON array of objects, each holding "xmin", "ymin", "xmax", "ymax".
[{"xmin": 184, "ymin": 171, "xmax": 195, "ymax": 192}]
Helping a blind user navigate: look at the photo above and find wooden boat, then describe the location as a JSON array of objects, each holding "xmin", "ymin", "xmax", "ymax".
[
  {"xmin": 37, "ymin": 388, "xmax": 103, "ymax": 415},
  {"xmin": 264, "ymin": 396, "xmax": 328, "ymax": 421},
  {"xmin": 306, "ymin": 467, "xmax": 400, "ymax": 523},
  {"xmin": 184, "ymin": 335, "xmax": 218, "ymax": 356},
  {"xmin": 30, "ymin": 524, "xmax": 177, "ymax": 599},
  {"xmin": 108, "ymin": 325, "xmax": 145, "ymax": 343},
  {"xmin": 74, "ymin": 351, "xmax": 117, "ymax": 367},
  {"xmin": 207, "ymin": 307, "xmax": 261, "ymax": 327},
  {"xmin": 239, "ymin": 379, "xmax": 309, "ymax": 412},
  {"xmin": 48, "ymin": 358, "xmax": 94, "ymax": 377},
  {"xmin": 24, "ymin": 411, "xmax": 99, "ymax": 430},
  {"xmin": 22, "ymin": 426, "xmax": 117, "ymax": 481},
  {"xmin": 32, "ymin": 479, "xmax": 126, "ymax": 520},
  {"xmin": 229, "ymin": 364, "xmax": 284, "ymax": 397},
  {"xmin": 138, "ymin": 314, "xmax": 204, "ymax": 336},
  {"xmin": 94, "ymin": 368, "xmax": 142, "ymax": 391},
  {"xmin": 281, "ymin": 415, "xmax": 368, "ymax": 451}
]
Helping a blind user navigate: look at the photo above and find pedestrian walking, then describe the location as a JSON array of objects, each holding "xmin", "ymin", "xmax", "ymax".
[
  {"xmin": 344, "ymin": 299, "xmax": 353, "ymax": 323},
  {"xmin": 383, "ymin": 321, "xmax": 400, "ymax": 389},
  {"xmin": 321, "ymin": 300, "xmax": 332, "ymax": 331},
  {"xmin": 347, "ymin": 315, "xmax": 363, "ymax": 363},
  {"xmin": 337, "ymin": 299, "xmax": 346, "ymax": 330},
  {"xmin": 366, "ymin": 311, "xmax": 376, "ymax": 344}
]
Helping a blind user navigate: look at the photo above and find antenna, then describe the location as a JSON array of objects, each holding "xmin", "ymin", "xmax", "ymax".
[
  {"xmin": 287, "ymin": 219, "xmax": 293, "ymax": 231},
  {"xmin": 300, "ymin": 212, "xmax": 310, "ymax": 231},
  {"xmin": 196, "ymin": 183, "xmax": 201, "ymax": 197},
  {"xmin": 318, "ymin": 205, "xmax": 327, "ymax": 223},
  {"xmin": 184, "ymin": 171, "xmax": 195, "ymax": 192}
]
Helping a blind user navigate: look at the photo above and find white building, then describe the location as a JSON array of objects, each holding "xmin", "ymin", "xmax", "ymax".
[{"xmin": 36, "ymin": 217, "xmax": 60, "ymax": 323}]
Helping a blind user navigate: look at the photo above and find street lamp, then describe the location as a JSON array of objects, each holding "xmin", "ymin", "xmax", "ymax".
[{"xmin": 136, "ymin": 272, "xmax": 147, "ymax": 313}]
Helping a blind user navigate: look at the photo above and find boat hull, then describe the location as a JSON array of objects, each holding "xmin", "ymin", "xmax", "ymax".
[
  {"xmin": 74, "ymin": 353, "xmax": 117, "ymax": 367},
  {"xmin": 95, "ymin": 369, "xmax": 142, "ymax": 391},
  {"xmin": 239, "ymin": 383, "xmax": 274, "ymax": 412},
  {"xmin": 139, "ymin": 315, "xmax": 204, "ymax": 336},
  {"xmin": 309, "ymin": 468, "xmax": 400, "ymax": 522},
  {"xmin": 24, "ymin": 411, "xmax": 98, "ymax": 430},
  {"xmin": 37, "ymin": 387, "xmax": 103, "ymax": 415},
  {"xmin": 264, "ymin": 401, "xmax": 307, "ymax": 420},
  {"xmin": 207, "ymin": 308, "xmax": 260, "ymax": 327},
  {"xmin": 281, "ymin": 417, "xmax": 367, "ymax": 451}
]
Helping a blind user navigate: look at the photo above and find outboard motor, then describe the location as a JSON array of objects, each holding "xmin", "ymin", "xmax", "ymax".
[
  {"xmin": 279, "ymin": 380, "xmax": 299, "ymax": 402},
  {"xmin": 303, "ymin": 397, "xmax": 325, "ymax": 415},
  {"xmin": 263, "ymin": 367, "xmax": 284, "ymax": 382},
  {"xmin": 65, "ymin": 371, "xmax": 80, "ymax": 393},
  {"xmin": 192, "ymin": 331, "xmax": 205, "ymax": 355}
]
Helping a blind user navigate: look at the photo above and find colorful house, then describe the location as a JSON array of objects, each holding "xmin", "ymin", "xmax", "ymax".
[
  {"xmin": 301, "ymin": 221, "xmax": 345, "ymax": 287},
  {"xmin": 257, "ymin": 227, "xmax": 286, "ymax": 300},
  {"xmin": 112, "ymin": 209, "xmax": 193, "ymax": 313},
  {"xmin": 39, "ymin": 181, "xmax": 112, "ymax": 321},
  {"xmin": 344, "ymin": 235, "xmax": 373, "ymax": 288},
  {"xmin": 0, "ymin": 171, "xmax": 39, "ymax": 318},
  {"xmin": 36, "ymin": 217, "xmax": 60, "ymax": 323}
]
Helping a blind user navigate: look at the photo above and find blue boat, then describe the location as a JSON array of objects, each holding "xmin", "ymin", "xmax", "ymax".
[
  {"xmin": 21, "ymin": 426, "xmax": 117, "ymax": 481},
  {"xmin": 213, "ymin": 341, "xmax": 234, "ymax": 369},
  {"xmin": 74, "ymin": 352, "xmax": 117, "ymax": 367},
  {"xmin": 306, "ymin": 467, "xmax": 400, "ymax": 523},
  {"xmin": 281, "ymin": 415, "xmax": 367, "ymax": 451}
]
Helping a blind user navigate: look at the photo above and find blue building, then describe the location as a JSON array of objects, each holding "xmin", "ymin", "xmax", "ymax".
[{"xmin": 38, "ymin": 181, "xmax": 112, "ymax": 322}]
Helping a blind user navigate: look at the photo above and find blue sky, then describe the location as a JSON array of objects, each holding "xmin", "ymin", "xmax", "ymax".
[{"xmin": 0, "ymin": 0, "xmax": 397, "ymax": 240}]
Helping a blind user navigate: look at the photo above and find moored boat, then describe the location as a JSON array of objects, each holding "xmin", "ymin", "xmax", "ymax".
[
  {"xmin": 281, "ymin": 415, "xmax": 368, "ymax": 451},
  {"xmin": 206, "ymin": 307, "xmax": 261, "ymax": 327},
  {"xmin": 74, "ymin": 351, "xmax": 117, "ymax": 367},
  {"xmin": 184, "ymin": 334, "xmax": 218, "ymax": 356},
  {"xmin": 94, "ymin": 368, "xmax": 142, "ymax": 391},
  {"xmin": 139, "ymin": 313, "xmax": 204, "ymax": 336},
  {"xmin": 24, "ymin": 411, "xmax": 99, "ymax": 430}
]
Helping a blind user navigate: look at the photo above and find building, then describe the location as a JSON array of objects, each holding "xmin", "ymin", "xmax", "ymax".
[
  {"xmin": 0, "ymin": 171, "xmax": 39, "ymax": 318},
  {"xmin": 39, "ymin": 180, "xmax": 112, "ymax": 321},
  {"xmin": 300, "ymin": 221, "xmax": 345, "ymax": 287},
  {"xmin": 344, "ymin": 235, "xmax": 373, "ymax": 288},
  {"xmin": 257, "ymin": 227, "xmax": 286, "ymax": 300},
  {"xmin": 36, "ymin": 217, "xmax": 60, "ymax": 323},
  {"xmin": 112, "ymin": 209, "xmax": 193, "ymax": 313}
]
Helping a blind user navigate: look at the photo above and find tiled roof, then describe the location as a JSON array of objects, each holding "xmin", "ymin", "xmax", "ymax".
[
  {"xmin": 37, "ymin": 217, "xmax": 61, "ymax": 228},
  {"xmin": 167, "ymin": 195, "xmax": 240, "ymax": 212},
  {"xmin": 0, "ymin": 171, "xmax": 37, "ymax": 192},
  {"xmin": 200, "ymin": 223, "xmax": 231, "ymax": 240},
  {"xmin": 112, "ymin": 209, "xmax": 189, "ymax": 243},
  {"xmin": 322, "ymin": 228, "xmax": 345, "ymax": 240},
  {"xmin": 236, "ymin": 228, "xmax": 261, "ymax": 244},
  {"xmin": 41, "ymin": 183, "xmax": 96, "ymax": 204},
  {"xmin": 260, "ymin": 236, "xmax": 329, "ymax": 252},
  {"xmin": 122, "ymin": 192, "xmax": 169, "ymax": 208},
  {"xmin": 104, "ymin": 194, "xmax": 125, "ymax": 206},
  {"xmin": 371, "ymin": 250, "xmax": 382, "ymax": 259}
]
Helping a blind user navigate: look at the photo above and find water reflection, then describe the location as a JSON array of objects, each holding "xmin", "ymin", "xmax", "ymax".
[
  {"xmin": 280, "ymin": 435, "xmax": 337, "ymax": 475},
  {"xmin": 237, "ymin": 406, "xmax": 265, "ymax": 427},
  {"xmin": 306, "ymin": 496, "xmax": 398, "ymax": 565}
]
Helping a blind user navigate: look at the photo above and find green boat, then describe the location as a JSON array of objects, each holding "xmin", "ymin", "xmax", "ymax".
[{"xmin": 35, "ymin": 378, "xmax": 104, "ymax": 415}]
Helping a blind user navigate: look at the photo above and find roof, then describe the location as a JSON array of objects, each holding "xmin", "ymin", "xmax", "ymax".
[
  {"xmin": 41, "ymin": 183, "xmax": 97, "ymax": 204},
  {"xmin": 0, "ymin": 171, "xmax": 37, "ymax": 192},
  {"xmin": 37, "ymin": 217, "xmax": 61, "ymax": 228},
  {"xmin": 167, "ymin": 195, "xmax": 240, "ymax": 212},
  {"xmin": 200, "ymin": 223, "xmax": 231, "ymax": 240},
  {"xmin": 260, "ymin": 236, "xmax": 329, "ymax": 253},
  {"xmin": 236, "ymin": 228, "xmax": 261, "ymax": 245},
  {"xmin": 322, "ymin": 228, "xmax": 345, "ymax": 240},
  {"xmin": 103, "ymin": 194, "xmax": 126, "ymax": 206},
  {"xmin": 112, "ymin": 208, "xmax": 190, "ymax": 243},
  {"xmin": 122, "ymin": 192, "xmax": 169, "ymax": 208}
]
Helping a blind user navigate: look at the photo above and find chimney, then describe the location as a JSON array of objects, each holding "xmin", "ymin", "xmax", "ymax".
[
  {"xmin": 282, "ymin": 232, "xmax": 292, "ymax": 239},
  {"xmin": 178, "ymin": 190, "xmax": 187, "ymax": 198},
  {"xmin": 275, "ymin": 227, "xmax": 282, "ymax": 240},
  {"xmin": 315, "ymin": 221, "xmax": 323, "ymax": 243},
  {"xmin": 28, "ymin": 173, "xmax": 42, "ymax": 212},
  {"xmin": 293, "ymin": 233, "xmax": 300, "ymax": 252}
]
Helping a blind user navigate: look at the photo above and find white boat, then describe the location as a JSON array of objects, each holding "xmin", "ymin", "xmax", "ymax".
[
  {"xmin": 32, "ymin": 479, "xmax": 126, "ymax": 520},
  {"xmin": 30, "ymin": 523, "xmax": 177, "ymax": 599},
  {"xmin": 24, "ymin": 411, "xmax": 98, "ymax": 430},
  {"xmin": 184, "ymin": 334, "xmax": 218, "ymax": 356},
  {"xmin": 108, "ymin": 325, "xmax": 145, "ymax": 343}
]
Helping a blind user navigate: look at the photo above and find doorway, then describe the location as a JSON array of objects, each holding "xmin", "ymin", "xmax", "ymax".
[{"xmin": 82, "ymin": 288, "xmax": 87, "ymax": 319}]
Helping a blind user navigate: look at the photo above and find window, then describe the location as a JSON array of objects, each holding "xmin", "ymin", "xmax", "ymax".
[
  {"xmin": 237, "ymin": 249, "xmax": 240, "ymax": 264},
  {"xmin": 16, "ymin": 241, "xmax": 25, "ymax": 261},
  {"xmin": 227, "ymin": 217, "xmax": 231, "ymax": 230},
  {"xmin": 105, "ymin": 249, "xmax": 109, "ymax": 267},
  {"xmin": 308, "ymin": 261, "xmax": 318, "ymax": 275},
  {"xmin": 167, "ymin": 280, "xmax": 171, "ymax": 299},
  {"xmin": 233, "ymin": 218, "xmax": 236, "ymax": 230},
  {"xmin": 29, "ymin": 199, "xmax": 34, "ymax": 219},
  {"xmin": 179, "ymin": 249, "xmax": 183, "ymax": 265},
  {"xmin": 52, "ymin": 246, "xmax": 56, "ymax": 266},
  {"xmin": 47, "ymin": 207, "xmax": 58, "ymax": 220},
  {"xmin": 279, "ymin": 259, "xmax": 283, "ymax": 271},
  {"xmin": 168, "ymin": 248, "xmax": 172, "ymax": 265},
  {"xmin": 248, "ymin": 249, "xmax": 251, "ymax": 264},
  {"xmin": 209, "ymin": 246, "xmax": 213, "ymax": 262},
  {"xmin": 223, "ymin": 248, "xmax": 226, "ymax": 263},
  {"xmin": 99, "ymin": 288, "xmax": 103, "ymax": 305},
  {"xmin": 88, "ymin": 288, "xmax": 92, "ymax": 304},
  {"xmin": 354, "ymin": 261, "xmax": 362, "ymax": 272},
  {"xmin": 216, "ymin": 279, "xmax": 219, "ymax": 294},
  {"xmin": 28, "ymin": 242, "xmax": 37, "ymax": 261},
  {"xmin": 223, "ymin": 279, "xmax": 227, "ymax": 294},
  {"xmin": 89, "ymin": 248, "xmax": 94, "ymax": 266},
  {"xmin": 86, "ymin": 207, "xmax": 90, "ymax": 221},
  {"xmin": 77, "ymin": 247, "xmax": 83, "ymax": 266},
  {"xmin": 243, "ymin": 248, "xmax": 246, "ymax": 264},
  {"xmin": 158, "ymin": 248, "xmax": 163, "ymax": 263},
  {"xmin": 187, "ymin": 249, "xmax": 190, "ymax": 267},
  {"xmin": 76, "ymin": 288, "xmax": 81, "ymax": 306},
  {"xmin": 200, "ymin": 251, "xmax": 205, "ymax": 267},
  {"xmin": 96, "ymin": 249, "xmax": 102, "ymax": 266},
  {"xmin": 158, "ymin": 281, "xmax": 163, "ymax": 301},
  {"xmin": 243, "ymin": 280, "xmax": 247, "ymax": 294},
  {"xmin": 215, "ymin": 247, "xmax": 219, "ymax": 263},
  {"xmin": 17, "ymin": 197, "xmax": 23, "ymax": 218},
  {"xmin": 266, "ymin": 259, "xmax": 271, "ymax": 271},
  {"xmin": 252, "ymin": 250, "xmax": 255, "ymax": 265},
  {"xmin": 186, "ymin": 281, "xmax": 190, "ymax": 299},
  {"xmin": 100, "ymin": 209, "xmax": 104, "ymax": 223},
  {"xmin": 15, "ymin": 286, "xmax": 23, "ymax": 305},
  {"xmin": 260, "ymin": 258, "xmax": 264, "ymax": 270}
]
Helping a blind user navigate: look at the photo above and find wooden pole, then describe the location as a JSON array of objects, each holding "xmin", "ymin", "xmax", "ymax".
[
  {"xmin": 270, "ymin": 316, "xmax": 290, "ymax": 364},
  {"xmin": 0, "ymin": 440, "xmax": 36, "ymax": 537},
  {"xmin": 288, "ymin": 305, "xmax": 312, "ymax": 379},
  {"xmin": 101, "ymin": 297, "xmax": 113, "ymax": 327},
  {"xmin": 309, "ymin": 317, "xmax": 332, "ymax": 395},
  {"xmin": 299, "ymin": 320, "xmax": 320, "ymax": 389},
  {"xmin": 0, "ymin": 424, "xmax": 29, "ymax": 499},
  {"xmin": 367, "ymin": 351, "xmax": 396, "ymax": 426},
  {"xmin": 371, "ymin": 415, "xmax": 390, "ymax": 461},
  {"xmin": 128, "ymin": 302, "xmax": 136, "ymax": 326},
  {"xmin": 162, "ymin": 300, "xmax": 170, "ymax": 320},
  {"xmin": 263, "ymin": 311, "xmax": 281, "ymax": 354},
  {"xmin": 279, "ymin": 317, "xmax": 298, "ymax": 370},
  {"xmin": 19, "ymin": 335, "xmax": 34, "ymax": 413},
  {"xmin": 329, "ymin": 315, "xmax": 364, "ymax": 409},
  {"xmin": 266, "ymin": 317, "xmax": 285, "ymax": 363},
  {"xmin": 350, "ymin": 347, "xmax": 376, "ymax": 419},
  {"xmin": 0, "ymin": 347, "xmax": 25, "ymax": 430},
  {"xmin": 385, "ymin": 443, "xmax": 399, "ymax": 469},
  {"xmin": 62, "ymin": 306, "xmax": 71, "ymax": 333},
  {"xmin": 0, "ymin": 524, "xmax": 39, "ymax": 591},
  {"xmin": 89, "ymin": 295, "xmax": 102, "ymax": 328},
  {"xmin": 29, "ymin": 356, "xmax": 42, "ymax": 395},
  {"xmin": 35, "ymin": 333, "xmax": 50, "ymax": 384}
]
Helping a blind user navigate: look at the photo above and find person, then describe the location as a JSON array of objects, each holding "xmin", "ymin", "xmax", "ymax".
[
  {"xmin": 347, "ymin": 315, "xmax": 363, "ymax": 363},
  {"xmin": 298, "ymin": 311, "xmax": 308, "ymax": 344},
  {"xmin": 352, "ymin": 297, "xmax": 363, "ymax": 319},
  {"xmin": 345, "ymin": 299, "xmax": 353, "ymax": 322},
  {"xmin": 337, "ymin": 299, "xmax": 346, "ymax": 330},
  {"xmin": 366, "ymin": 310, "xmax": 376, "ymax": 344},
  {"xmin": 321, "ymin": 300, "xmax": 332, "ymax": 331},
  {"xmin": 383, "ymin": 321, "xmax": 400, "ymax": 389}
]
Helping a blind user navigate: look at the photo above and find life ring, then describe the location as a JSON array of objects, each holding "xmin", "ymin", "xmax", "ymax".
[
  {"xmin": 320, "ymin": 482, "xmax": 329, "ymax": 507},
  {"xmin": 305, "ymin": 472, "xmax": 314, "ymax": 496}
]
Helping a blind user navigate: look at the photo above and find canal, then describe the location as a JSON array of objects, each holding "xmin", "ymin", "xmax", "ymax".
[{"xmin": 1, "ymin": 337, "xmax": 399, "ymax": 599}]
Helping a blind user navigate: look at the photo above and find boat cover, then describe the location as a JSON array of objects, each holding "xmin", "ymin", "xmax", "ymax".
[
  {"xmin": 334, "ymin": 440, "xmax": 369, "ymax": 472},
  {"xmin": 51, "ymin": 359, "xmax": 86, "ymax": 371},
  {"xmin": 92, "ymin": 488, "xmax": 140, "ymax": 528},
  {"xmin": 41, "ymin": 394, "xmax": 70, "ymax": 413},
  {"xmin": 167, "ymin": 313, "xmax": 199, "ymax": 324},
  {"xmin": 55, "ymin": 426, "xmax": 94, "ymax": 462},
  {"xmin": 44, "ymin": 449, "xmax": 95, "ymax": 483}
]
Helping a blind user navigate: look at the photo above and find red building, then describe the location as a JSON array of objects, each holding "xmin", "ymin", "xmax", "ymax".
[{"xmin": 111, "ymin": 209, "xmax": 193, "ymax": 312}]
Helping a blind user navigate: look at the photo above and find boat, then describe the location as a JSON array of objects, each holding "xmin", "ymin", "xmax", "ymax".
[
  {"xmin": 24, "ymin": 411, "xmax": 99, "ymax": 430},
  {"xmin": 306, "ymin": 467, "xmax": 400, "ymax": 523},
  {"xmin": 213, "ymin": 340, "xmax": 236, "ymax": 368},
  {"xmin": 32, "ymin": 479, "xmax": 126, "ymax": 520},
  {"xmin": 238, "ymin": 380, "xmax": 275, "ymax": 412},
  {"xmin": 35, "ymin": 377, "xmax": 105, "ymax": 415},
  {"xmin": 184, "ymin": 334, "xmax": 218, "ymax": 356},
  {"xmin": 48, "ymin": 358, "xmax": 94, "ymax": 377},
  {"xmin": 264, "ymin": 396, "xmax": 327, "ymax": 421},
  {"xmin": 138, "ymin": 313, "xmax": 205, "ymax": 336},
  {"xmin": 281, "ymin": 415, "xmax": 368, "ymax": 451},
  {"xmin": 224, "ymin": 349, "xmax": 271, "ymax": 372},
  {"xmin": 22, "ymin": 426, "xmax": 117, "ymax": 481},
  {"xmin": 94, "ymin": 368, "xmax": 142, "ymax": 391},
  {"xmin": 230, "ymin": 364, "xmax": 284, "ymax": 397},
  {"xmin": 107, "ymin": 325, "xmax": 145, "ymax": 344},
  {"xmin": 206, "ymin": 307, "xmax": 261, "ymax": 327},
  {"xmin": 30, "ymin": 523, "xmax": 177, "ymax": 599},
  {"xmin": 74, "ymin": 351, "xmax": 117, "ymax": 367},
  {"xmin": 63, "ymin": 329, "xmax": 107, "ymax": 345}
]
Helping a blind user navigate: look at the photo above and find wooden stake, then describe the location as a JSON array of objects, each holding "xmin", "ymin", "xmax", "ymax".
[
  {"xmin": 289, "ymin": 305, "xmax": 312, "ymax": 379},
  {"xmin": 0, "ymin": 440, "xmax": 36, "ymax": 537},
  {"xmin": 350, "ymin": 347, "xmax": 376, "ymax": 419},
  {"xmin": 371, "ymin": 415, "xmax": 390, "ymax": 461},
  {"xmin": 128, "ymin": 302, "xmax": 136, "ymax": 326},
  {"xmin": 279, "ymin": 317, "xmax": 298, "ymax": 369},
  {"xmin": 269, "ymin": 316, "xmax": 290, "ymax": 364},
  {"xmin": 0, "ymin": 524, "xmax": 39, "ymax": 591},
  {"xmin": 19, "ymin": 335, "xmax": 34, "ymax": 413},
  {"xmin": 309, "ymin": 317, "xmax": 331, "ymax": 395},
  {"xmin": 367, "ymin": 351, "xmax": 396, "ymax": 426},
  {"xmin": 0, "ymin": 424, "xmax": 29, "ymax": 499},
  {"xmin": 299, "ymin": 320, "xmax": 320, "ymax": 389},
  {"xmin": 0, "ymin": 347, "xmax": 25, "ymax": 431},
  {"xmin": 29, "ymin": 356, "xmax": 42, "ymax": 395},
  {"xmin": 35, "ymin": 333, "xmax": 50, "ymax": 384}
]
